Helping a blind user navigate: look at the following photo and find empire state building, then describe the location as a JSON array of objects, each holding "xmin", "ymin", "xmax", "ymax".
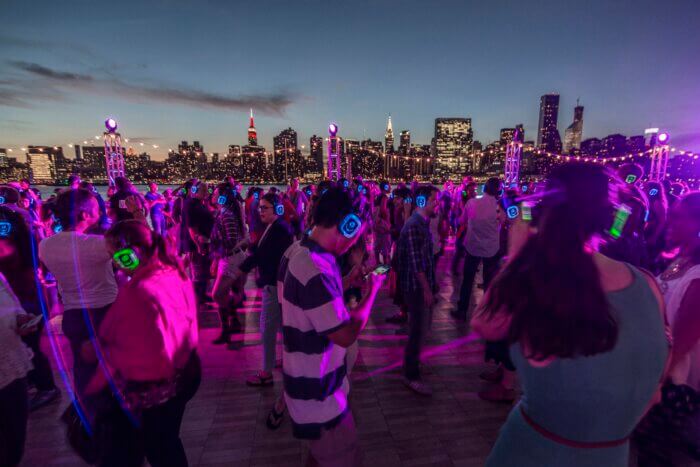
[{"xmin": 248, "ymin": 108, "xmax": 258, "ymax": 146}]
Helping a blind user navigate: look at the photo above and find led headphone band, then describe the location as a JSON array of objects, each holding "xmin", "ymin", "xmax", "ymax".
[
  {"xmin": 0, "ymin": 220, "xmax": 12, "ymax": 237},
  {"xmin": 112, "ymin": 247, "xmax": 140, "ymax": 270},
  {"xmin": 339, "ymin": 213, "xmax": 362, "ymax": 239}
]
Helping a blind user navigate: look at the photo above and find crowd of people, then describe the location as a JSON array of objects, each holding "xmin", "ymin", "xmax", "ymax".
[{"xmin": 0, "ymin": 164, "xmax": 698, "ymax": 466}]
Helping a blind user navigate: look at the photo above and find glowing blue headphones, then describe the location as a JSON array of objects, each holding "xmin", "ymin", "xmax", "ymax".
[
  {"xmin": 217, "ymin": 188, "xmax": 238, "ymax": 206},
  {"xmin": 382, "ymin": 183, "xmax": 389, "ymax": 191},
  {"xmin": 0, "ymin": 221, "xmax": 11, "ymax": 237},
  {"xmin": 404, "ymin": 196, "xmax": 413, "ymax": 204},
  {"xmin": 506, "ymin": 205, "xmax": 519, "ymax": 219},
  {"xmin": 649, "ymin": 188, "xmax": 659, "ymax": 196},
  {"xmin": 0, "ymin": 196, "xmax": 5, "ymax": 205},
  {"xmin": 253, "ymin": 191, "xmax": 259, "ymax": 200},
  {"xmin": 339, "ymin": 213, "xmax": 362, "ymax": 239},
  {"xmin": 191, "ymin": 186, "xmax": 198, "ymax": 194},
  {"xmin": 357, "ymin": 184, "xmax": 363, "ymax": 193},
  {"xmin": 275, "ymin": 203, "xmax": 284, "ymax": 216},
  {"xmin": 521, "ymin": 185, "xmax": 528, "ymax": 193},
  {"xmin": 416, "ymin": 194, "xmax": 426, "ymax": 208},
  {"xmin": 305, "ymin": 188, "xmax": 312, "ymax": 197},
  {"xmin": 343, "ymin": 180, "xmax": 349, "ymax": 188},
  {"xmin": 51, "ymin": 214, "xmax": 62, "ymax": 233}
]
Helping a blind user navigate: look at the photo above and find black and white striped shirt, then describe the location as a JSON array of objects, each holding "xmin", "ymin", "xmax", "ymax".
[{"xmin": 277, "ymin": 238, "xmax": 350, "ymax": 440}]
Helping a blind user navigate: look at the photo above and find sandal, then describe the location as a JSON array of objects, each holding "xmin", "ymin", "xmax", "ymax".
[
  {"xmin": 266, "ymin": 404, "xmax": 285, "ymax": 430},
  {"xmin": 246, "ymin": 373, "xmax": 274, "ymax": 387}
]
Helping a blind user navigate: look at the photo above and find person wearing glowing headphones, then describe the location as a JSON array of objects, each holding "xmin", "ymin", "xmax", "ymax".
[
  {"xmin": 276, "ymin": 187, "xmax": 385, "ymax": 466},
  {"xmin": 86, "ymin": 220, "xmax": 200, "ymax": 467},
  {"xmin": 397, "ymin": 185, "xmax": 440, "ymax": 396}
]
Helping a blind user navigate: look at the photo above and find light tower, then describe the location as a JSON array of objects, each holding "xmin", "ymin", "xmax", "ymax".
[
  {"xmin": 649, "ymin": 132, "xmax": 670, "ymax": 181},
  {"xmin": 103, "ymin": 118, "xmax": 124, "ymax": 186},
  {"xmin": 327, "ymin": 123, "xmax": 341, "ymax": 181},
  {"xmin": 504, "ymin": 126, "xmax": 523, "ymax": 185}
]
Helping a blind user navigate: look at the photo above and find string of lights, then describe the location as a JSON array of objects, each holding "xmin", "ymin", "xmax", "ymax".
[{"xmin": 4, "ymin": 138, "xmax": 697, "ymax": 162}]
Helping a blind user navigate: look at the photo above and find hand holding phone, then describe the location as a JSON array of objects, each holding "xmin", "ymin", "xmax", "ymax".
[
  {"xmin": 17, "ymin": 313, "xmax": 42, "ymax": 333},
  {"xmin": 365, "ymin": 264, "xmax": 390, "ymax": 279}
]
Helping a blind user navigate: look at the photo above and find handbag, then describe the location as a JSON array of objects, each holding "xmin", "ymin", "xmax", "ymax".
[
  {"xmin": 634, "ymin": 382, "xmax": 700, "ymax": 464},
  {"xmin": 61, "ymin": 403, "xmax": 102, "ymax": 465}
]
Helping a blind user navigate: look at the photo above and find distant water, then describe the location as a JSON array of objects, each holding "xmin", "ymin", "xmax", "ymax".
[{"xmin": 35, "ymin": 184, "xmax": 286, "ymax": 198}]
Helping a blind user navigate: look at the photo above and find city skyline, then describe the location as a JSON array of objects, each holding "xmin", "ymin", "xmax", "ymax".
[{"xmin": 1, "ymin": 0, "xmax": 699, "ymax": 159}]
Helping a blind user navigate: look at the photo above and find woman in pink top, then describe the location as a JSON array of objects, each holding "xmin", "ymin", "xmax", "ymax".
[{"xmin": 87, "ymin": 220, "xmax": 201, "ymax": 467}]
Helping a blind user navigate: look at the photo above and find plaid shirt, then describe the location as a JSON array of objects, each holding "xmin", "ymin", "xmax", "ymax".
[
  {"xmin": 211, "ymin": 206, "xmax": 245, "ymax": 258},
  {"xmin": 397, "ymin": 212, "xmax": 435, "ymax": 294}
]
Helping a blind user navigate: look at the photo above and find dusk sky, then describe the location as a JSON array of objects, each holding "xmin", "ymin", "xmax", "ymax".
[{"xmin": 2, "ymin": 0, "xmax": 699, "ymax": 160}]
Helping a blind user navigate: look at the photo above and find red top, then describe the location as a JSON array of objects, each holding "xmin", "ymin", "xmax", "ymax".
[{"xmin": 98, "ymin": 263, "xmax": 198, "ymax": 383}]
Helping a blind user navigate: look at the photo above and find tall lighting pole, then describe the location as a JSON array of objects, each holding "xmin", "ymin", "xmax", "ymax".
[{"xmin": 103, "ymin": 118, "xmax": 124, "ymax": 186}]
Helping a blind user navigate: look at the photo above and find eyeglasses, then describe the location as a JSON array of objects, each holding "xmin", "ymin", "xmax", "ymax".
[{"xmin": 258, "ymin": 205, "xmax": 272, "ymax": 212}]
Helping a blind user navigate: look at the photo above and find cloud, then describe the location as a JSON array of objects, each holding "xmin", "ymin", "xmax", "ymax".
[
  {"xmin": 10, "ymin": 61, "xmax": 93, "ymax": 82},
  {"xmin": 1, "ymin": 61, "xmax": 296, "ymax": 115},
  {"xmin": 0, "ymin": 34, "xmax": 98, "ymax": 58}
]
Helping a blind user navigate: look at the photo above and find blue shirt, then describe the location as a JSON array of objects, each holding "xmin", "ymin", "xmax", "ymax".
[{"xmin": 145, "ymin": 191, "xmax": 164, "ymax": 219}]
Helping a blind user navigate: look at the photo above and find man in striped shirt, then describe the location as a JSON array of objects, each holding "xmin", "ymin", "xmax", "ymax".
[{"xmin": 277, "ymin": 187, "xmax": 384, "ymax": 466}]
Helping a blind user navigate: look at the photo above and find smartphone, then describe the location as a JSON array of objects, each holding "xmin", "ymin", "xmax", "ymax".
[
  {"xmin": 367, "ymin": 265, "xmax": 391, "ymax": 278},
  {"xmin": 609, "ymin": 204, "xmax": 632, "ymax": 239},
  {"xmin": 21, "ymin": 314, "xmax": 43, "ymax": 330},
  {"xmin": 521, "ymin": 201, "xmax": 533, "ymax": 222}
]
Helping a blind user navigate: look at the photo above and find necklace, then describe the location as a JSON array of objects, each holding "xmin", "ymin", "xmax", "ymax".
[{"xmin": 659, "ymin": 257, "xmax": 693, "ymax": 283}]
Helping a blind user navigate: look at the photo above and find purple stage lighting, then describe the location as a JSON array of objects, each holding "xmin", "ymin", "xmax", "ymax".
[
  {"xmin": 105, "ymin": 118, "xmax": 118, "ymax": 132},
  {"xmin": 328, "ymin": 123, "xmax": 338, "ymax": 136},
  {"xmin": 657, "ymin": 132, "xmax": 669, "ymax": 144}
]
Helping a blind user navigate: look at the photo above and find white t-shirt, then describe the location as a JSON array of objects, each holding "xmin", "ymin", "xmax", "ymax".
[
  {"xmin": 462, "ymin": 195, "xmax": 500, "ymax": 258},
  {"xmin": 39, "ymin": 231, "xmax": 118, "ymax": 309},
  {"xmin": 0, "ymin": 273, "xmax": 33, "ymax": 390},
  {"xmin": 661, "ymin": 264, "xmax": 700, "ymax": 390}
]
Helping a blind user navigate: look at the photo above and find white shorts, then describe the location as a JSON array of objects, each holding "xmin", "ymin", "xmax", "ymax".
[{"xmin": 217, "ymin": 250, "xmax": 247, "ymax": 279}]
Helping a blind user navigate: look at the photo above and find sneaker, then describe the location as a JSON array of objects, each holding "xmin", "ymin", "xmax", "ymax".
[
  {"xmin": 29, "ymin": 388, "xmax": 60, "ymax": 411},
  {"xmin": 403, "ymin": 378, "xmax": 432, "ymax": 396},
  {"xmin": 212, "ymin": 332, "xmax": 230, "ymax": 344},
  {"xmin": 479, "ymin": 367, "xmax": 504, "ymax": 383},
  {"xmin": 385, "ymin": 312, "xmax": 407, "ymax": 324},
  {"xmin": 478, "ymin": 385, "xmax": 516, "ymax": 403}
]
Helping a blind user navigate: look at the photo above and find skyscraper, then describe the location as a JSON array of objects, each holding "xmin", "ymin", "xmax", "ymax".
[
  {"xmin": 248, "ymin": 108, "xmax": 258, "ymax": 146},
  {"xmin": 537, "ymin": 94, "xmax": 562, "ymax": 153},
  {"xmin": 399, "ymin": 130, "xmax": 411, "ymax": 155},
  {"xmin": 385, "ymin": 115, "xmax": 394, "ymax": 153},
  {"xmin": 563, "ymin": 103, "xmax": 584, "ymax": 153},
  {"xmin": 273, "ymin": 128, "xmax": 300, "ymax": 181},
  {"xmin": 433, "ymin": 118, "xmax": 473, "ymax": 177},
  {"xmin": 27, "ymin": 146, "xmax": 61, "ymax": 183},
  {"xmin": 310, "ymin": 135, "xmax": 324, "ymax": 172}
]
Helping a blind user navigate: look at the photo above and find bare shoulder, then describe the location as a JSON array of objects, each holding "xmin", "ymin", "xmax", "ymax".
[{"xmin": 594, "ymin": 253, "xmax": 634, "ymax": 292}]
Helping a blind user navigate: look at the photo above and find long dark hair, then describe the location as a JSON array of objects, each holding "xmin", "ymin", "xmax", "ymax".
[
  {"xmin": 105, "ymin": 220, "xmax": 187, "ymax": 279},
  {"xmin": 0, "ymin": 206, "xmax": 35, "ymax": 271},
  {"xmin": 484, "ymin": 163, "xmax": 618, "ymax": 360},
  {"xmin": 218, "ymin": 182, "xmax": 245, "ymax": 236}
]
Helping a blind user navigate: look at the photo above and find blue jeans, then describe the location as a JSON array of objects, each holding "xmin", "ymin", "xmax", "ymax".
[
  {"xmin": 260, "ymin": 285, "xmax": 281, "ymax": 372},
  {"xmin": 404, "ymin": 289, "xmax": 431, "ymax": 381},
  {"xmin": 151, "ymin": 216, "xmax": 167, "ymax": 237}
]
